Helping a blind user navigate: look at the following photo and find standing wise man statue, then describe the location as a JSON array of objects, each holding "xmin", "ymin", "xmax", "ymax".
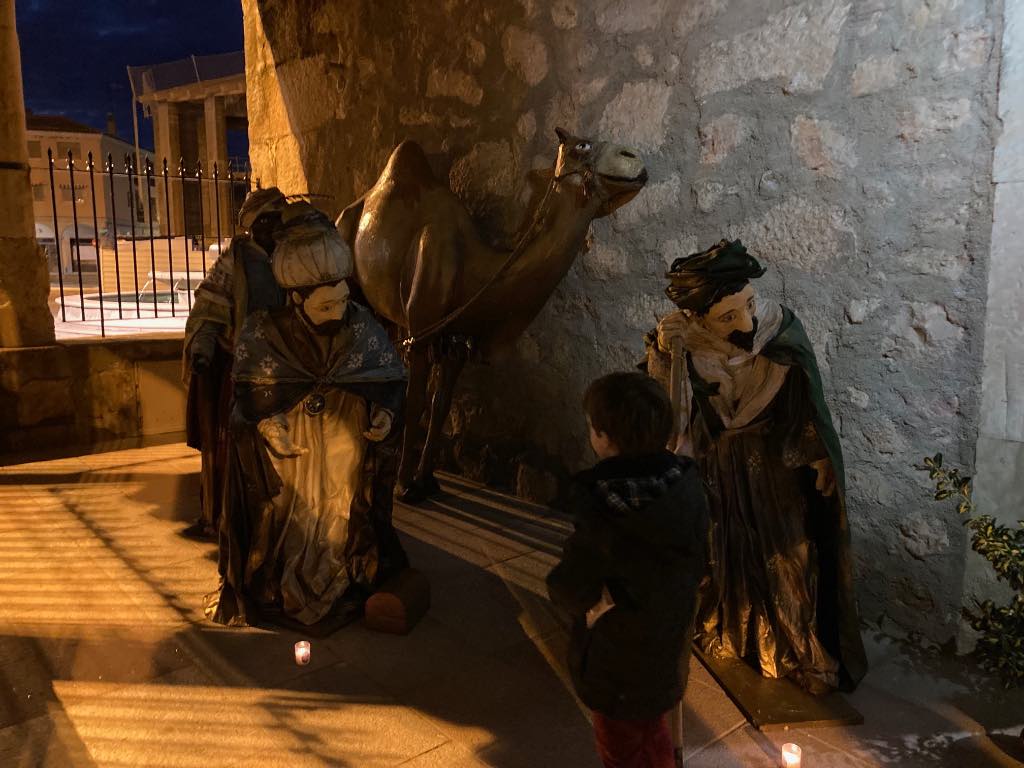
[
  {"xmin": 183, "ymin": 187, "xmax": 288, "ymax": 538},
  {"xmin": 645, "ymin": 239, "xmax": 867, "ymax": 694},
  {"xmin": 205, "ymin": 206, "xmax": 409, "ymax": 628}
]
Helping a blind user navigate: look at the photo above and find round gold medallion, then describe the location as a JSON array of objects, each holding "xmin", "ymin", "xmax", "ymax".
[{"xmin": 303, "ymin": 393, "xmax": 326, "ymax": 415}]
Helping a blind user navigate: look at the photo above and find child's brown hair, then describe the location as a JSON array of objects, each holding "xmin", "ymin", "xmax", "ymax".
[{"xmin": 583, "ymin": 372, "xmax": 673, "ymax": 457}]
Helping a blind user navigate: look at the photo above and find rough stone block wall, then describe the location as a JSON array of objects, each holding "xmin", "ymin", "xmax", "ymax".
[
  {"xmin": 244, "ymin": 0, "xmax": 1002, "ymax": 644},
  {"xmin": 0, "ymin": 338, "xmax": 185, "ymax": 457}
]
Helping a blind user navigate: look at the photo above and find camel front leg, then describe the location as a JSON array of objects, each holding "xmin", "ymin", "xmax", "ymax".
[
  {"xmin": 415, "ymin": 344, "xmax": 466, "ymax": 496},
  {"xmin": 396, "ymin": 344, "xmax": 431, "ymax": 503}
]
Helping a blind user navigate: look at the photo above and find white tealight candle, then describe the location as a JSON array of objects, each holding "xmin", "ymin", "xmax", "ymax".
[
  {"xmin": 294, "ymin": 640, "xmax": 311, "ymax": 665},
  {"xmin": 780, "ymin": 742, "xmax": 801, "ymax": 767}
]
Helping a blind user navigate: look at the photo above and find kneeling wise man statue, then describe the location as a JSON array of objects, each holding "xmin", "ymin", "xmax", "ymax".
[{"xmin": 206, "ymin": 205, "xmax": 409, "ymax": 629}]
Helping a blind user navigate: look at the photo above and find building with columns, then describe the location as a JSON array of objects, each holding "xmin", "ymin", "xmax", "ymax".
[{"xmin": 128, "ymin": 52, "xmax": 248, "ymax": 240}]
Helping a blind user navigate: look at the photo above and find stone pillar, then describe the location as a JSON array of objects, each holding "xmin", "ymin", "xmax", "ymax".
[
  {"xmin": 204, "ymin": 95, "xmax": 232, "ymax": 240},
  {"xmin": 153, "ymin": 101, "xmax": 183, "ymax": 235},
  {"xmin": 966, "ymin": 0, "xmax": 1024, "ymax": 648},
  {"xmin": 977, "ymin": 11, "xmax": 1024, "ymax": 514},
  {"xmin": 0, "ymin": 0, "xmax": 54, "ymax": 347}
]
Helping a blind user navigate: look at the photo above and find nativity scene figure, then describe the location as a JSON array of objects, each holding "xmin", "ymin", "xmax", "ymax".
[
  {"xmin": 336, "ymin": 128, "xmax": 648, "ymax": 503},
  {"xmin": 205, "ymin": 206, "xmax": 409, "ymax": 630},
  {"xmin": 645, "ymin": 239, "xmax": 867, "ymax": 695},
  {"xmin": 183, "ymin": 187, "xmax": 288, "ymax": 539}
]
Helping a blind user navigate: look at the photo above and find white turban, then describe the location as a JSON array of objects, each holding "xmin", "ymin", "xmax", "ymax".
[{"xmin": 272, "ymin": 219, "xmax": 353, "ymax": 289}]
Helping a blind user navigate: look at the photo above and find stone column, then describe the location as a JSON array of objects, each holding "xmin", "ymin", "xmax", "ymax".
[
  {"xmin": 0, "ymin": 0, "xmax": 54, "ymax": 347},
  {"xmin": 153, "ymin": 101, "xmax": 183, "ymax": 235},
  {"xmin": 977, "ymin": 4, "xmax": 1024, "ymax": 523},
  {"xmin": 966, "ymin": 0, "xmax": 1024, "ymax": 648},
  {"xmin": 204, "ymin": 95, "xmax": 232, "ymax": 240}
]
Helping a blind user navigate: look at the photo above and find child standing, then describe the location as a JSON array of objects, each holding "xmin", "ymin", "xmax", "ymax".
[{"xmin": 547, "ymin": 372, "xmax": 709, "ymax": 768}]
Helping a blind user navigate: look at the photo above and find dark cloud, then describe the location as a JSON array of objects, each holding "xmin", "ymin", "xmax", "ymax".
[{"xmin": 15, "ymin": 0, "xmax": 244, "ymax": 155}]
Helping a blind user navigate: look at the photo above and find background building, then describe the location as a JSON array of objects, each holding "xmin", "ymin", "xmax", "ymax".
[
  {"xmin": 25, "ymin": 111, "xmax": 156, "ymax": 275},
  {"xmin": 128, "ymin": 52, "xmax": 249, "ymax": 240}
]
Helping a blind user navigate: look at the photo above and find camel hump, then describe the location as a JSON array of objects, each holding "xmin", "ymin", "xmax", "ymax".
[
  {"xmin": 382, "ymin": 140, "xmax": 442, "ymax": 191},
  {"xmin": 335, "ymin": 195, "xmax": 364, "ymax": 248}
]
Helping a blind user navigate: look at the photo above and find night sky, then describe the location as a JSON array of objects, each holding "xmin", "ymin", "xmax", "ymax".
[{"xmin": 15, "ymin": 0, "xmax": 245, "ymax": 154}]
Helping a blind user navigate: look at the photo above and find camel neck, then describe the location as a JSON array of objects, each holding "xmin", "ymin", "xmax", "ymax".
[
  {"xmin": 469, "ymin": 179, "xmax": 599, "ymax": 346},
  {"xmin": 497, "ymin": 181, "xmax": 595, "ymax": 290}
]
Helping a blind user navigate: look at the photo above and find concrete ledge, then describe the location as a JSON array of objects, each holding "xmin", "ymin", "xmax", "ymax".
[{"xmin": 0, "ymin": 335, "xmax": 186, "ymax": 458}]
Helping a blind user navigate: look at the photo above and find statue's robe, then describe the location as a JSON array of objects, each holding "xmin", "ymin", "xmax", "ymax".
[
  {"xmin": 183, "ymin": 237, "xmax": 283, "ymax": 535},
  {"xmin": 206, "ymin": 301, "xmax": 408, "ymax": 627},
  {"xmin": 647, "ymin": 301, "xmax": 867, "ymax": 692}
]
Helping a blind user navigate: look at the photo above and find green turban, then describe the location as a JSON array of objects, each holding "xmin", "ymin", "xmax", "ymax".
[{"xmin": 665, "ymin": 239, "xmax": 765, "ymax": 312}]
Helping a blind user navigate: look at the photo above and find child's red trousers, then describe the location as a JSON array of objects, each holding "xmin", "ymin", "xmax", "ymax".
[{"xmin": 592, "ymin": 710, "xmax": 675, "ymax": 768}]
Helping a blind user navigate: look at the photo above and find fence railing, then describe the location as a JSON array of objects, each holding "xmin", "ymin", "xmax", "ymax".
[{"xmin": 44, "ymin": 148, "xmax": 255, "ymax": 337}]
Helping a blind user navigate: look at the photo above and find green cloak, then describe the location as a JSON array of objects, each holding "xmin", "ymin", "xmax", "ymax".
[
  {"xmin": 758, "ymin": 307, "xmax": 866, "ymax": 687},
  {"xmin": 688, "ymin": 306, "xmax": 866, "ymax": 688}
]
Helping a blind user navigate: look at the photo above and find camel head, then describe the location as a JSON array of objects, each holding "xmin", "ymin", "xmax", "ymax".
[{"xmin": 552, "ymin": 127, "xmax": 648, "ymax": 217}]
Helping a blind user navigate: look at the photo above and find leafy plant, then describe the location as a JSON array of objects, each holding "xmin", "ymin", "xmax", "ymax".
[{"xmin": 918, "ymin": 453, "xmax": 1024, "ymax": 686}]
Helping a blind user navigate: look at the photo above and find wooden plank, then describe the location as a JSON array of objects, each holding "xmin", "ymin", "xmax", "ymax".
[{"xmin": 695, "ymin": 648, "xmax": 863, "ymax": 731}]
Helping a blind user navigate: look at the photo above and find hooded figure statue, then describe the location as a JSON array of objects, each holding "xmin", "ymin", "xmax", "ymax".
[
  {"xmin": 205, "ymin": 205, "xmax": 409, "ymax": 629},
  {"xmin": 183, "ymin": 186, "xmax": 287, "ymax": 539},
  {"xmin": 645, "ymin": 239, "xmax": 866, "ymax": 695}
]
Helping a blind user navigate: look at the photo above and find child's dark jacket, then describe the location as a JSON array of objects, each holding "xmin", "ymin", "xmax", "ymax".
[{"xmin": 546, "ymin": 451, "xmax": 709, "ymax": 720}]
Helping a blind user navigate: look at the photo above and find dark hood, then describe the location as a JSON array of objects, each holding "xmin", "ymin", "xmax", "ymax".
[{"xmin": 573, "ymin": 451, "xmax": 706, "ymax": 558}]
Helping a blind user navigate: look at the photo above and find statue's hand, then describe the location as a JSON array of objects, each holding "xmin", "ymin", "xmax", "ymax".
[
  {"xmin": 363, "ymin": 406, "xmax": 393, "ymax": 442},
  {"xmin": 188, "ymin": 328, "xmax": 217, "ymax": 373},
  {"xmin": 190, "ymin": 352, "xmax": 210, "ymax": 374},
  {"xmin": 258, "ymin": 417, "xmax": 308, "ymax": 458},
  {"xmin": 657, "ymin": 310, "xmax": 690, "ymax": 354},
  {"xmin": 811, "ymin": 458, "xmax": 836, "ymax": 497}
]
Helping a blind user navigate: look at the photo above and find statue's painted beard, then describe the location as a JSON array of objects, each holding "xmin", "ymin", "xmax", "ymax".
[
  {"xmin": 727, "ymin": 317, "xmax": 759, "ymax": 352},
  {"xmin": 311, "ymin": 318, "xmax": 345, "ymax": 336},
  {"xmin": 297, "ymin": 305, "xmax": 346, "ymax": 336}
]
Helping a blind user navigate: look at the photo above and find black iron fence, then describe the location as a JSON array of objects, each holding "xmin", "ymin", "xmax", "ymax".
[{"xmin": 42, "ymin": 148, "xmax": 255, "ymax": 337}]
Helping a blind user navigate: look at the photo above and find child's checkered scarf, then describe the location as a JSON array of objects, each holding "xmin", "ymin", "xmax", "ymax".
[{"xmin": 595, "ymin": 465, "xmax": 683, "ymax": 516}]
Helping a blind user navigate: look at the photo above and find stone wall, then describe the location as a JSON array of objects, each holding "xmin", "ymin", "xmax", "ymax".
[
  {"xmin": 0, "ymin": 337, "xmax": 186, "ymax": 458},
  {"xmin": 243, "ymin": 0, "xmax": 1003, "ymax": 643}
]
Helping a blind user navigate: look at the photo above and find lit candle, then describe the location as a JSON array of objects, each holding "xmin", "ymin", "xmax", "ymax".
[
  {"xmin": 294, "ymin": 640, "xmax": 311, "ymax": 665},
  {"xmin": 780, "ymin": 743, "xmax": 801, "ymax": 767}
]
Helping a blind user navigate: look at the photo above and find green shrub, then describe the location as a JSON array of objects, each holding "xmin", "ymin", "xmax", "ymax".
[{"xmin": 918, "ymin": 453, "xmax": 1024, "ymax": 687}]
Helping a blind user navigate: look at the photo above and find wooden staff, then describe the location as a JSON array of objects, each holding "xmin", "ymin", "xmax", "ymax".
[
  {"xmin": 669, "ymin": 335, "xmax": 685, "ymax": 439},
  {"xmin": 672, "ymin": 699, "xmax": 685, "ymax": 766},
  {"xmin": 668, "ymin": 333, "xmax": 685, "ymax": 765}
]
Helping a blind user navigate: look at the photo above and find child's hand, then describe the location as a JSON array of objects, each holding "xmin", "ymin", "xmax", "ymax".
[{"xmin": 585, "ymin": 586, "xmax": 616, "ymax": 628}]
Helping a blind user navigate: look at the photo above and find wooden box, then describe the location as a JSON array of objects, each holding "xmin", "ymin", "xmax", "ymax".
[{"xmin": 365, "ymin": 568, "xmax": 431, "ymax": 635}]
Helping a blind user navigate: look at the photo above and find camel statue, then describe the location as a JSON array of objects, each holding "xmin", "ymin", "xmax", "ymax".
[{"xmin": 336, "ymin": 128, "xmax": 648, "ymax": 502}]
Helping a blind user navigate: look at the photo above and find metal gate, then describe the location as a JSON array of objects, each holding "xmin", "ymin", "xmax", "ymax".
[{"xmin": 44, "ymin": 148, "xmax": 254, "ymax": 337}]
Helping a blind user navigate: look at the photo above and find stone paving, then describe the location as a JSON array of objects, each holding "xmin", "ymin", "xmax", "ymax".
[{"xmin": 0, "ymin": 442, "xmax": 1022, "ymax": 767}]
